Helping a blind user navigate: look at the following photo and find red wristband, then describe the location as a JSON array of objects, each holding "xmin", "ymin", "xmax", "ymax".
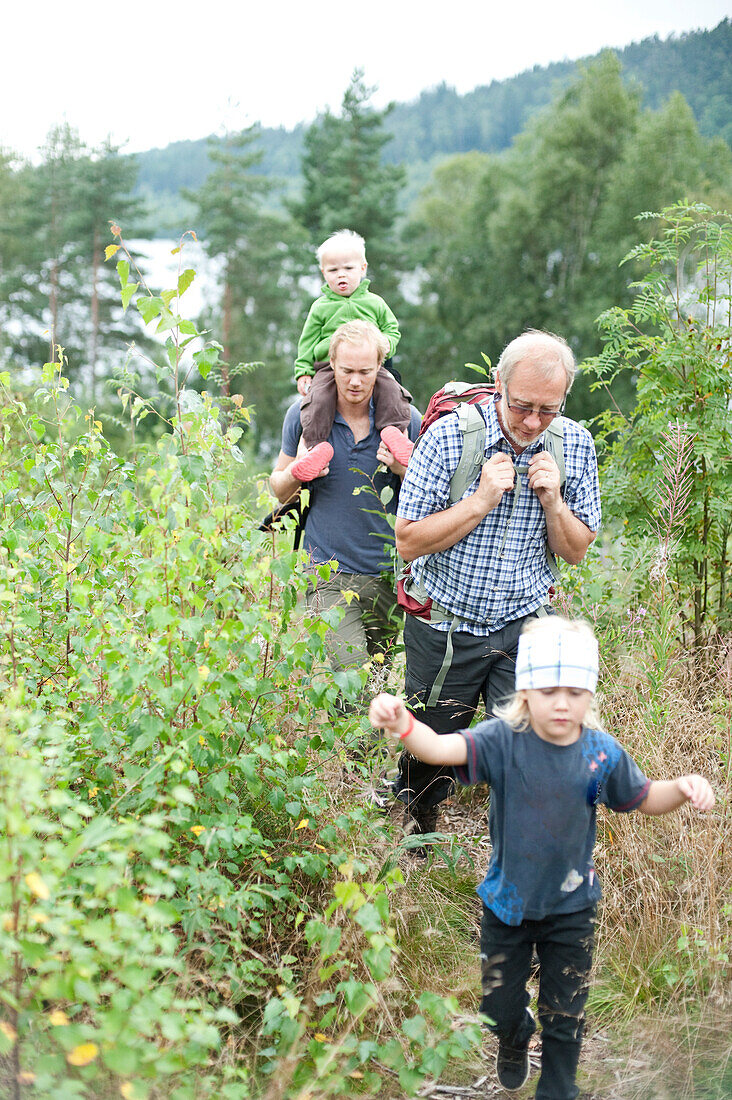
[{"xmin": 399, "ymin": 712, "xmax": 415, "ymax": 740}]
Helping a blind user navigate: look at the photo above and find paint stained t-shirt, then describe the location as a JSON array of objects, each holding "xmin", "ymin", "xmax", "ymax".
[{"xmin": 454, "ymin": 720, "xmax": 651, "ymax": 926}]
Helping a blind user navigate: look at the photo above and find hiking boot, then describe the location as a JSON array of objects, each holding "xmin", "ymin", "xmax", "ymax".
[
  {"xmin": 403, "ymin": 802, "xmax": 438, "ymax": 834},
  {"xmin": 495, "ymin": 1036, "xmax": 530, "ymax": 1091},
  {"xmin": 380, "ymin": 426, "xmax": 414, "ymax": 466},
  {"xmin": 291, "ymin": 441, "xmax": 334, "ymax": 482},
  {"xmin": 495, "ymin": 1008, "xmax": 535, "ymax": 1092}
]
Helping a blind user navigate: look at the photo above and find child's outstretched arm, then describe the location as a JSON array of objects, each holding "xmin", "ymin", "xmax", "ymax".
[
  {"xmin": 638, "ymin": 775, "xmax": 715, "ymax": 816},
  {"xmin": 369, "ymin": 693, "xmax": 468, "ymax": 766}
]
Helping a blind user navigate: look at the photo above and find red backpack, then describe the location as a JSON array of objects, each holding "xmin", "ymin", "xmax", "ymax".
[{"xmin": 417, "ymin": 381, "xmax": 497, "ymax": 441}]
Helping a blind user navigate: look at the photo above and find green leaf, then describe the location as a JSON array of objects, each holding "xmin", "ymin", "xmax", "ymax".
[
  {"xmin": 398, "ymin": 1065, "xmax": 426, "ymax": 1092},
  {"xmin": 178, "ymin": 268, "xmax": 195, "ymax": 296},
  {"xmin": 156, "ymin": 308, "xmax": 179, "ymax": 334},
  {"xmin": 402, "ymin": 1015, "xmax": 427, "ymax": 1043},
  {"xmin": 170, "ymin": 785, "xmax": 196, "ymax": 805},
  {"xmin": 138, "ymin": 296, "xmax": 164, "ymax": 324},
  {"xmin": 102, "ymin": 1042, "xmax": 140, "ymax": 1074},
  {"xmin": 193, "ymin": 345, "xmax": 222, "ymax": 380},
  {"xmin": 120, "ymin": 282, "xmax": 139, "ymax": 312}
]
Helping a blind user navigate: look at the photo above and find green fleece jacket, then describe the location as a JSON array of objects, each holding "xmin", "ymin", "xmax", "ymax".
[{"xmin": 293, "ymin": 279, "xmax": 401, "ymax": 379}]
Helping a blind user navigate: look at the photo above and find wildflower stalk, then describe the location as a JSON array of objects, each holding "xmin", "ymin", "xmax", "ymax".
[{"xmin": 642, "ymin": 424, "xmax": 695, "ymax": 730}]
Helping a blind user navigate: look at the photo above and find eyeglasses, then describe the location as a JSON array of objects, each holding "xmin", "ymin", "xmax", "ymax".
[{"xmin": 504, "ymin": 386, "xmax": 565, "ymax": 422}]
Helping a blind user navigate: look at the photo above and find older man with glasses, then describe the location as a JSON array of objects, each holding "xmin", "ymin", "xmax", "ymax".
[{"xmin": 391, "ymin": 329, "xmax": 601, "ymax": 842}]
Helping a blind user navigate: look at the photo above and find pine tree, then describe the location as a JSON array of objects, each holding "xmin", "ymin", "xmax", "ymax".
[
  {"xmin": 400, "ymin": 53, "xmax": 732, "ymax": 422},
  {"xmin": 189, "ymin": 125, "xmax": 306, "ymax": 448},
  {"xmin": 0, "ymin": 127, "xmax": 146, "ymax": 394},
  {"xmin": 5, "ymin": 124, "xmax": 86, "ymax": 369},
  {"xmin": 292, "ymin": 70, "xmax": 406, "ymax": 299},
  {"xmin": 67, "ymin": 139, "xmax": 145, "ymax": 398}
]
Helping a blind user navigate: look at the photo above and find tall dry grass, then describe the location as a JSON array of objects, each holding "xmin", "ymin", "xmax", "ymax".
[{"xmin": 583, "ymin": 633, "xmax": 731, "ymax": 1098}]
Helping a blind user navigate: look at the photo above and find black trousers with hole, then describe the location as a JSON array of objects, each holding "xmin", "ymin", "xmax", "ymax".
[{"xmin": 480, "ymin": 904, "xmax": 596, "ymax": 1100}]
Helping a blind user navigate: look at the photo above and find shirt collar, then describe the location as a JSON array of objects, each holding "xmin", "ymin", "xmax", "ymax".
[{"xmin": 334, "ymin": 397, "xmax": 376, "ymax": 428}]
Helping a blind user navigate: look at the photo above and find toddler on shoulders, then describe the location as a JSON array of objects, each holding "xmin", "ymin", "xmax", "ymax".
[{"xmin": 293, "ymin": 229, "xmax": 413, "ymax": 475}]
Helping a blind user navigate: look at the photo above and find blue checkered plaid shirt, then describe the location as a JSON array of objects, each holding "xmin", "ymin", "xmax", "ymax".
[{"xmin": 397, "ymin": 400, "xmax": 601, "ymax": 633}]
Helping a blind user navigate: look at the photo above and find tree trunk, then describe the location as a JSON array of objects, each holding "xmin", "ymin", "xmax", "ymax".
[{"xmin": 49, "ymin": 259, "xmax": 59, "ymax": 363}]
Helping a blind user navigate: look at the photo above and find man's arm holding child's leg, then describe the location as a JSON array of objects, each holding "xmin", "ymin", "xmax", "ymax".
[{"xmin": 269, "ymin": 452, "xmax": 302, "ymax": 504}]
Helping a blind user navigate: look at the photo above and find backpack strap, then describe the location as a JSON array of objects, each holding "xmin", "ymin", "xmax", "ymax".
[
  {"xmin": 398, "ymin": 407, "xmax": 567, "ymax": 625},
  {"xmin": 541, "ymin": 415, "xmax": 566, "ymax": 582},
  {"xmin": 450, "ymin": 404, "xmax": 487, "ymax": 504},
  {"xmin": 258, "ymin": 495, "xmax": 310, "ymax": 551},
  {"xmin": 543, "ymin": 415, "xmax": 566, "ymax": 489},
  {"xmin": 448, "ymin": 411, "xmax": 568, "ymax": 579}
]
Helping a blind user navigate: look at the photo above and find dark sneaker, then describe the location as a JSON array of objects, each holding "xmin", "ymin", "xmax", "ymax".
[
  {"xmin": 495, "ymin": 1036, "xmax": 530, "ymax": 1091},
  {"xmin": 407, "ymin": 800, "xmax": 435, "ymax": 831},
  {"xmin": 405, "ymin": 802, "xmax": 438, "ymax": 834}
]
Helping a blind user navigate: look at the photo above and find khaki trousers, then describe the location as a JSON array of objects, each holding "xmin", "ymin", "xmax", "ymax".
[{"xmin": 305, "ymin": 571, "xmax": 401, "ymax": 674}]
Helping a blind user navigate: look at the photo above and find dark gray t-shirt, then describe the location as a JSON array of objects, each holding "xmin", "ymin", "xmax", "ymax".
[
  {"xmin": 282, "ymin": 398, "xmax": 421, "ymax": 575},
  {"xmin": 454, "ymin": 720, "xmax": 651, "ymax": 926}
]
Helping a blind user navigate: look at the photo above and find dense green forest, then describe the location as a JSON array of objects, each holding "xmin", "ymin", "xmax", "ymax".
[
  {"xmin": 134, "ymin": 19, "xmax": 732, "ymax": 200},
  {"xmin": 1, "ymin": 21, "xmax": 731, "ymax": 456}
]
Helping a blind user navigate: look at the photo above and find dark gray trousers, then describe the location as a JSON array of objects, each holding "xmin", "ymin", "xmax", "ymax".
[{"xmin": 395, "ymin": 612, "xmax": 532, "ymax": 810}]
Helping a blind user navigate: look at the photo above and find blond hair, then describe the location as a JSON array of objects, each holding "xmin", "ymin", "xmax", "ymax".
[
  {"xmin": 329, "ymin": 319, "xmax": 389, "ymax": 366},
  {"xmin": 495, "ymin": 615, "xmax": 604, "ymax": 731},
  {"xmin": 316, "ymin": 229, "xmax": 366, "ymax": 266}
]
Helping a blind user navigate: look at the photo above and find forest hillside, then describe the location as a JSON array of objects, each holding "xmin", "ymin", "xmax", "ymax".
[
  {"xmin": 0, "ymin": 204, "xmax": 729, "ymax": 1099},
  {"xmin": 1, "ymin": 21, "xmax": 732, "ymax": 454},
  {"xmin": 133, "ymin": 19, "xmax": 732, "ymax": 206}
]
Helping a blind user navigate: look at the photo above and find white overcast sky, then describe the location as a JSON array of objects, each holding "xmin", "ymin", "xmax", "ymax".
[{"xmin": 5, "ymin": 0, "xmax": 731, "ymax": 161}]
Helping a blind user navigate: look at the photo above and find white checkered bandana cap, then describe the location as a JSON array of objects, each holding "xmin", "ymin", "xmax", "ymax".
[{"xmin": 515, "ymin": 625, "xmax": 599, "ymax": 693}]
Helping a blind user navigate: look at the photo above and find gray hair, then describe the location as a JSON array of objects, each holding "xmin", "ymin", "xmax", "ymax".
[
  {"xmin": 317, "ymin": 229, "xmax": 366, "ymax": 266},
  {"xmin": 496, "ymin": 329, "xmax": 576, "ymax": 394},
  {"xmin": 329, "ymin": 319, "xmax": 389, "ymax": 366}
]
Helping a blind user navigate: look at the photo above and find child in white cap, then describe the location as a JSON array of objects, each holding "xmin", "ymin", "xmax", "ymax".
[{"xmin": 369, "ymin": 615, "xmax": 714, "ymax": 1098}]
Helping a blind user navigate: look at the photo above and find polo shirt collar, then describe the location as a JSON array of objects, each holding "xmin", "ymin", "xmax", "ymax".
[{"xmin": 334, "ymin": 397, "xmax": 376, "ymax": 429}]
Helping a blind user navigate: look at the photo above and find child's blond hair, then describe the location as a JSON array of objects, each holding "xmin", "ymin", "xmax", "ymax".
[
  {"xmin": 316, "ymin": 229, "xmax": 366, "ymax": 266},
  {"xmin": 495, "ymin": 616, "xmax": 604, "ymax": 731}
]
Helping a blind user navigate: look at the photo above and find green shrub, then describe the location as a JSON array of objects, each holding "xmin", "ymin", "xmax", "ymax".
[{"xmin": 0, "ymin": 241, "xmax": 479, "ymax": 1098}]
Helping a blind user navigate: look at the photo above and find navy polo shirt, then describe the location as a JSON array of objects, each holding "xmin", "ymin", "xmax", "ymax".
[{"xmin": 282, "ymin": 398, "xmax": 421, "ymax": 575}]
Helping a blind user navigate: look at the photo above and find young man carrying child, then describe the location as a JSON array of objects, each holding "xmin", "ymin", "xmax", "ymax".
[
  {"xmin": 369, "ymin": 616, "xmax": 715, "ymax": 1099},
  {"xmin": 291, "ymin": 229, "xmax": 413, "ymax": 482}
]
